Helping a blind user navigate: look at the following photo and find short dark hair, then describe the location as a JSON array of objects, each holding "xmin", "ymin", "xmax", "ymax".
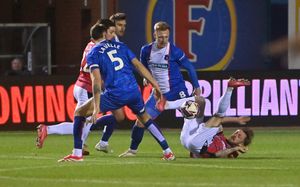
[
  {"xmin": 154, "ymin": 21, "xmax": 171, "ymax": 32},
  {"xmin": 109, "ymin": 12, "xmax": 126, "ymax": 23},
  {"xmin": 90, "ymin": 23, "xmax": 106, "ymax": 40},
  {"xmin": 241, "ymin": 127, "xmax": 254, "ymax": 146},
  {"xmin": 100, "ymin": 19, "xmax": 115, "ymax": 30}
]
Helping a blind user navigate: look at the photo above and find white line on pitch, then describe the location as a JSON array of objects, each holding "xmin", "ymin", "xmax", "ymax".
[{"xmin": 0, "ymin": 175, "xmax": 295, "ymax": 187}]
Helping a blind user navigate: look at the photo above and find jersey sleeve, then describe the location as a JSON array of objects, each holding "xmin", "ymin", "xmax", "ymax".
[
  {"xmin": 174, "ymin": 47, "xmax": 200, "ymax": 88},
  {"xmin": 140, "ymin": 46, "xmax": 149, "ymax": 68},
  {"xmin": 87, "ymin": 49, "xmax": 100, "ymax": 71}
]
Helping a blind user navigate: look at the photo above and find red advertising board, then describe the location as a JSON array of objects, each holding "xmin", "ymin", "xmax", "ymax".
[{"xmin": 0, "ymin": 71, "xmax": 299, "ymax": 130}]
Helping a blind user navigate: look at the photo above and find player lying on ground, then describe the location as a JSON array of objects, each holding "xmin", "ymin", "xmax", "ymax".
[{"xmin": 179, "ymin": 78, "xmax": 254, "ymax": 158}]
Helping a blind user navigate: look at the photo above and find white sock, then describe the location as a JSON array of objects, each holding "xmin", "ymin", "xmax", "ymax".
[
  {"xmin": 72, "ymin": 148, "xmax": 82, "ymax": 157},
  {"xmin": 163, "ymin": 148, "xmax": 172, "ymax": 154},
  {"xmin": 81, "ymin": 122, "xmax": 93, "ymax": 145},
  {"xmin": 47, "ymin": 122, "xmax": 73, "ymax": 135},
  {"xmin": 165, "ymin": 96, "xmax": 195, "ymax": 110},
  {"xmin": 215, "ymin": 88, "xmax": 233, "ymax": 116}
]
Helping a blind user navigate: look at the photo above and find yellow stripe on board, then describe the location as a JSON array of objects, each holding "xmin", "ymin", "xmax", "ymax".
[
  {"xmin": 296, "ymin": 0, "xmax": 300, "ymax": 33},
  {"xmin": 146, "ymin": 0, "xmax": 157, "ymax": 43}
]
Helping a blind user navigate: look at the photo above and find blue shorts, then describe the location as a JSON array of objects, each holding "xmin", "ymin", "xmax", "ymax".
[
  {"xmin": 100, "ymin": 89, "xmax": 145, "ymax": 115},
  {"xmin": 145, "ymin": 87, "xmax": 189, "ymax": 119}
]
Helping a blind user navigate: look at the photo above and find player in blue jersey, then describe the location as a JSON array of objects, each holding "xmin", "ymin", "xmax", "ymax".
[
  {"xmin": 119, "ymin": 21, "xmax": 201, "ymax": 157},
  {"xmin": 36, "ymin": 19, "xmax": 123, "ymax": 155},
  {"xmin": 92, "ymin": 18, "xmax": 126, "ymax": 153},
  {"xmin": 58, "ymin": 23, "xmax": 175, "ymax": 162}
]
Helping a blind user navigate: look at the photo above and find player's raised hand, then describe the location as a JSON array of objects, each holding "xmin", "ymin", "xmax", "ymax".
[
  {"xmin": 154, "ymin": 88, "xmax": 166, "ymax": 112},
  {"xmin": 91, "ymin": 107, "xmax": 100, "ymax": 124},
  {"xmin": 237, "ymin": 116, "xmax": 251, "ymax": 125},
  {"xmin": 153, "ymin": 87, "xmax": 162, "ymax": 101}
]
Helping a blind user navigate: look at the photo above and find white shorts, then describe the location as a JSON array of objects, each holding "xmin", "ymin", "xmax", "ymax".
[
  {"xmin": 180, "ymin": 118, "xmax": 220, "ymax": 153},
  {"xmin": 73, "ymin": 85, "xmax": 90, "ymax": 107}
]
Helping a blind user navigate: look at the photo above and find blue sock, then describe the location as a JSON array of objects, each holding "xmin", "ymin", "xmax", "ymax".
[
  {"xmin": 144, "ymin": 119, "xmax": 169, "ymax": 150},
  {"xmin": 90, "ymin": 114, "xmax": 114, "ymax": 130},
  {"xmin": 100, "ymin": 115, "xmax": 117, "ymax": 141},
  {"xmin": 73, "ymin": 116, "xmax": 85, "ymax": 149},
  {"xmin": 130, "ymin": 124, "xmax": 145, "ymax": 150},
  {"xmin": 89, "ymin": 114, "xmax": 117, "ymax": 141}
]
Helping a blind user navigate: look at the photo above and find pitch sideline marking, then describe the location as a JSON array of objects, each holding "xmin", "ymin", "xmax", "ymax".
[
  {"xmin": 0, "ymin": 158, "xmax": 289, "ymax": 173},
  {"xmin": 0, "ymin": 175, "xmax": 295, "ymax": 187}
]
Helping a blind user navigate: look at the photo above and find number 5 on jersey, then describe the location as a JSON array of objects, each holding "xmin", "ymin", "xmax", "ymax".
[{"xmin": 107, "ymin": 50, "xmax": 124, "ymax": 71}]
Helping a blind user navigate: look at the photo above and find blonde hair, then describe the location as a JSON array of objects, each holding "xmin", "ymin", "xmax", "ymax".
[{"xmin": 154, "ymin": 21, "xmax": 170, "ymax": 32}]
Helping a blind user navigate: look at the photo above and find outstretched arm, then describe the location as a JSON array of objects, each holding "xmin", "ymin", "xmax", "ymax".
[
  {"xmin": 179, "ymin": 57, "xmax": 200, "ymax": 96},
  {"xmin": 199, "ymin": 145, "xmax": 247, "ymax": 158},
  {"xmin": 205, "ymin": 116, "xmax": 251, "ymax": 128},
  {"xmin": 90, "ymin": 68, "xmax": 102, "ymax": 124},
  {"xmin": 214, "ymin": 145, "xmax": 248, "ymax": 158},
  {"xmin": 221, "ymin": 116, "xmax": 251, "ymax": 125}
]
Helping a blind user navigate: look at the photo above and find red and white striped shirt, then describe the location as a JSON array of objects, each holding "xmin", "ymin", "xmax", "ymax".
[{"xmin": 75, "ymin": 41, "xmax": 95, "ymax": 93}]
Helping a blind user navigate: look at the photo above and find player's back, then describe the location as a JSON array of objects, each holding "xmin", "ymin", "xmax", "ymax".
[
  {"xmin": 88, "ymin": 40, "xmax": 138, "ymax": 97},
  {"xmin": 202, "ymin": 132, "xmax": 238, "ymax": 158},
  {"xmin": 207, "ymin": 132, "xmax": 230, "ymax": 153}
]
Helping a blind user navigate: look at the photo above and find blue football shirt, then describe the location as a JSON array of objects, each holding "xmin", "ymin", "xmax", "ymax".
[{"xmin": 87, "ymin": 40, "xmax": 139, "ymax": 97}]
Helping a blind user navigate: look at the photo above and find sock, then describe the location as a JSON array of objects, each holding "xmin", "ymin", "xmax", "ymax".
[
  {"xmin": 144, "ymin": 119, "xmax": 169, "ymax": 150},
  {"xmin": 130, "ymin": 124, "xmax": 145, "ymax": 150},
  {"xmin": 215, "ymin": 88, "xmax": 233, "ymax": 116},
  {"xmin": 165, "ymin": 96, "xmax": 195, "ymax": 110},
  {"xmin": 72, "ymin": 148, "xmax": 82, "ymax": 157},
  {"xmin": 90, "ymin": 114, "xmax": 116, "ymax": 130},
  {"xmin": 73, "ymin": 116, "xmax": 85, "ymax": 150},
  {"xmin": 47, "ymin": 122, "xmax": 73, "ymax": 134},
  {"xmin": 163, "ymin": 148, "xmax": 172, "ymax": 154},
  {"xmin": 81, "ymin": 121, "xmax": 93, "ymax": 145},
  {"xmin": 98, "ymin": 115, "xmax": 117, "ymax": 142}
]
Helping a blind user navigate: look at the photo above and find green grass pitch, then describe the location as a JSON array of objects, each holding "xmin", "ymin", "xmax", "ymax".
[{"xmin": 0, "ymin": 128, "xmax": 299, "ymax": 187}]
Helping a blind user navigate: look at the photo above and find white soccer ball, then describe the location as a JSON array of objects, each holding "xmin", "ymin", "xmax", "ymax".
[{"xmin": 180, "ymin": 100, "xmax": 199, "ymax": 119}]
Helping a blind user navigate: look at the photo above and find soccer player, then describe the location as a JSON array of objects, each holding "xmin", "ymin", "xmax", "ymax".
[
  {"xmin": 119, "ymin": 21, "xmax": 201, "ymax": 157},
  {"xmin": 109, "ymin": 12, "xmax": 126, "ymax": 42},
  {"xmin": 180, "ymin": 78, "xmax": 254, "ymax": 158},
  {"xmin": 58, "ymin": 24, "xmax": 175, "ymax": 162},
  {"xmin": 36, "ymin": 19, "xmax": 122, "ymax": 155},
  {"xmin": 94, "ymin": 13, "xmax": 128, "ymax": 152}
]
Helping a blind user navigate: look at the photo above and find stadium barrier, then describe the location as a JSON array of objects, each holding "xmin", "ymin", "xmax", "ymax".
[{"xmin": 0, "ymin": 70, "xmax": 299, "ymax": 130}]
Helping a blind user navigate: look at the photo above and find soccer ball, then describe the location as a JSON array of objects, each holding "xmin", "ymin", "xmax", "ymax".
[{"xmin": 179, "ymin": 100, "xmax": 199, "ymax": 119}]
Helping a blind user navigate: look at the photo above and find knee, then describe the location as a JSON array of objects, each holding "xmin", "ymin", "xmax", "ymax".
[
  {"xmin": 136, "ymin": 120, "xmax": 145, "ymax": 128},
  {"xmin": 112, "ymin": 108, "xmax": 126, "ymax": 122},
  {"xmin": 74, "ymin": 104, "xmax": 91, "ymax": 117},
  {"xmin": 74, "ymin": 107, "xmax": 83, "ymax": 116},
  {"xmin": 115, "ymin": 113, "xmax": 125, "ymax": 123},
  {"xmin": 136, "ymin": 112, "xmax": 151, "ymax": 127}
]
